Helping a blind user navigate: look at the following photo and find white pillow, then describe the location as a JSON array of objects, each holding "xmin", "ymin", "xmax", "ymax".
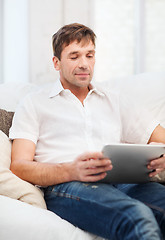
[{"xmin": 0, "ymin": 130, "xmax": 46, "ymax": 209}]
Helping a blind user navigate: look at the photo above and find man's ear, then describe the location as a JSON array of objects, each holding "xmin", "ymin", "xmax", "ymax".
[{"xmin": 52, "ymin": 56, "xmax": 60, "ymax": 71}]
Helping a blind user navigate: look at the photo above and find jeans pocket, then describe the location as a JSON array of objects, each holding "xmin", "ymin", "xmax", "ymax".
[
  {"xmin": 44, "ymin": 183, "xmax": 67, "ymax": 196},
  {"xmin": 42, "ymin": 185, "xmax": 54, "ymax": 196}
]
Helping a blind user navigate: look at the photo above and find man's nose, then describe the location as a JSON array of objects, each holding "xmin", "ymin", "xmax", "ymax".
[{"xmin": 78, "ymin": 57, "xmax": 88, "ymax": 69}]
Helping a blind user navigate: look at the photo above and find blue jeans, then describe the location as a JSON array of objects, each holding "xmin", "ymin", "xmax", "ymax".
[{"xmin": 43, "ymin": 182, "xmax": 165, "ymax": 240}]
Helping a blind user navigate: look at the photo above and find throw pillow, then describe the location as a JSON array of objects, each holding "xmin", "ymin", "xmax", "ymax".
[
  {"xmin": 0, "ymin": 130, "xmax": 46, "ymax": 209},
  {"xmin": 0, "ymin": 109, "xmax": 14, "ymax": 137}
]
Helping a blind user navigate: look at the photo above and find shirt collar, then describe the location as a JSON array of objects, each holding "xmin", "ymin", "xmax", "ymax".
[
  {"xmin": 88, "ymin": 82, "xmax": 105, "ymax": 97},
  {"xmin": 49, "ymin": 79, "xmax": 64, "ymax": 98},
  {"xmin": 49, "ymin": 78, "xmax": 105, "ymax": 98}
]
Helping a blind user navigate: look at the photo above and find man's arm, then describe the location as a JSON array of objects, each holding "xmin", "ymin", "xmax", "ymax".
[
  {"xmin": 10, "ymin": 139, "xmax": 112, "ymax": 186},
  {"xmin": 148, "ymin": 124, "xmax": 165, "ymax": 144}
]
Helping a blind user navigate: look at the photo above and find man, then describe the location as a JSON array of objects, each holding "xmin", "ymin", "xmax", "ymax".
[{"xmin": 10, "ymin": 23, "xmax": 165, "ymax": 240}]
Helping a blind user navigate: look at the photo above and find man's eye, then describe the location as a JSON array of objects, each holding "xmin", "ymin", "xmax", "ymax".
[
  {"xmin": 87, "ymin": 55, "xmax": 94, "ymax": 58},
  {"xmin": 71, "ymin": 56, "xmax": 78, "ymax": 60}
]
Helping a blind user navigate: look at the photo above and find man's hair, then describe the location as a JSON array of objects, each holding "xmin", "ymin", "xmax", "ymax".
[{"xmin": 52, "ymin": 23, "xmax": 96, "ymax": 60}]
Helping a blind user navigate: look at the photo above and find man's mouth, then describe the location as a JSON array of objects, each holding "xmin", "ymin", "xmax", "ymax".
[{"xmin": 75, "ymin": 73, "xmax": 90, "ymax": 76}]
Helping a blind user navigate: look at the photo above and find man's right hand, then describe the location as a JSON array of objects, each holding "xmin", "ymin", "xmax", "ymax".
[{"xmin": 70, "ymin": 152, "xmax": 113, "ymax": 182}]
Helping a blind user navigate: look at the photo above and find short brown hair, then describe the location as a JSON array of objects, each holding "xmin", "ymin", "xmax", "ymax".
[{"xmin": 52, "ymin": 23, "xmax": 96, "ymax": 60}]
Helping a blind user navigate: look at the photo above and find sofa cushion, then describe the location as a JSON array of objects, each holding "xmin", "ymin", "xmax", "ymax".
[
  {"xmin": 0, "ymin": 130, "xmax": 46, "ymax": 208},
  {"xmin": 0, "ymin": 82, "xmax": 37, "ymax": 111},
  {"xmin": 0, "ymin": 109, "xmax": 14, "ymax": 137},
  {"xmin": 0, "ymin": 195, "xmax": 103, "ymax": 240}
]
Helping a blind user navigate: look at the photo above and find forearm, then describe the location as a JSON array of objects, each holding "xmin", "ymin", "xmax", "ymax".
[
  {"xmin": 11, "ymin": 138, "xmax": 76, "ymax": 186},
  {"xmin": 10, "ymin": 160, "xmax": 75, "ymax": 186}
]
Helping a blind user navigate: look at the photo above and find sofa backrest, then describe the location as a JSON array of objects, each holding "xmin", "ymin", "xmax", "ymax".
[
  {"xmin": 0, "ymin": 71, "xmax": 165, "ymax": 128},
  {"xmin": 118, "ymin": 71, "xmax": 165, "ymax": 128},
  {"xmin": 0, "ymin": 82, "xmax": 37, "ymax": 111}
]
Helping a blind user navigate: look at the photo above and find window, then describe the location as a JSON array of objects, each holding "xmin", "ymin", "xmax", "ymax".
[
  {"xmin": 1, "ymin": 0, "xmax": 29, "ymax": 83},
  {"xmin": 0, "ymin": 0, "xmax": 3, "ymax": 83}
]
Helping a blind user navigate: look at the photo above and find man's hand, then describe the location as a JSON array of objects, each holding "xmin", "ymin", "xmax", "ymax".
[
  {"xmin": 148, "ymin": 154, "xmax": 165, "ymax": 178},
  {"xmin": 148, "ymin": 142, "xmax": 165, "ymax": 177},
  {"xmin": 71, "ymin": 152, "xmax": 113, "ymax": 182}
]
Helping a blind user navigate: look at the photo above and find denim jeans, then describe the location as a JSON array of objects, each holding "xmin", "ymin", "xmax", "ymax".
[{"xmin": 43, "ymin": 182, "xmax": 165, "ymax": 240}]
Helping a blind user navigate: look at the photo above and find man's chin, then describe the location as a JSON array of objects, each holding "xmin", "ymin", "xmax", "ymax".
[
  {"xmin": 76, "ymin": 76, "xmax": 92, "ymax": 84},
  {"xmin": 77, "ymin": 80, "xmax": 91, "ymax": 88}
]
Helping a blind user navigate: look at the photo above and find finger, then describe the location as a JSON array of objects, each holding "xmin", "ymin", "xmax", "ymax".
[
  {"xmin": 149, "ymin": 161, "xmax": 165, "ymax": 170},
  {"xmin": 76, "ymin": 152, "xmax": 104, "ymax": 161},
  {"xmin": 87, "ymin": 158, "xmax": 112, "ymax": 168},
  {"xmin": 85, "ymin": 164, "xmax": 113, "ymax": 175},
  {"xmin": 148, "ymin": 156, "xmax": 165, "ymax": 169},
  {"xmin": 149, "ymin": 168, "xmax": 164, "ymax": 177},
  {"xmin": 84, "ymin": 172, "xmax": 107, "ymax": 182}
]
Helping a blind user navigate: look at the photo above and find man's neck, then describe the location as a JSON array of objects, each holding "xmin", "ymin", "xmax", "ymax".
[
  {"xmin": 61, "ymin": 80, "xmax": 91, "ymax": 104},
  {"xmin": 73, "ymin": 87, "xmax": 90, "ymax": 104}
]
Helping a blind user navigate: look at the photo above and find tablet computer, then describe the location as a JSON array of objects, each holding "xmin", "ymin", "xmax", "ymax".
[{"xmin": 100, "ymin": 143, "xmax": 165, "ymax": 184}]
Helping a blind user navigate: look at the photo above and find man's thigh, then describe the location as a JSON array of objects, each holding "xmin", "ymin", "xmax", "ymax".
[
  {"xmin": 116, "ymin": 182, "xmax": 165, "ymax": 209},
  {"xmin": 43, "ymin": 182, "xmax": 158, "ymax": 239},
  {"xmin": 44, "ymin": 181, "xmax": 133, "ymax": 211}
]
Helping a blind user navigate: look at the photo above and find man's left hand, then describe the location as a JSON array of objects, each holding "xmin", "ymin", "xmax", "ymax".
[{"xmin": 148, "ymin": 154, "xmax": 165, "ymax": 177}]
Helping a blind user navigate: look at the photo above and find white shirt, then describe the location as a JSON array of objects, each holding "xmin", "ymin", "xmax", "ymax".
[{"xmin": 9, "ymin": 79, "xmax": 159, "ymax": 164}]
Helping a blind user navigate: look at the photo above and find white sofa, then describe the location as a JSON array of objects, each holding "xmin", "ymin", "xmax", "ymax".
[{"xmin": 0, "ymin": 72, "xmax": 165, "ymax": 240}]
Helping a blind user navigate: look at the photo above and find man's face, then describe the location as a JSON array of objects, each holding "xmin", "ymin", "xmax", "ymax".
[{"xmin": 53, "ymin": 40, "xmax": 95, "ymax": 90}]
